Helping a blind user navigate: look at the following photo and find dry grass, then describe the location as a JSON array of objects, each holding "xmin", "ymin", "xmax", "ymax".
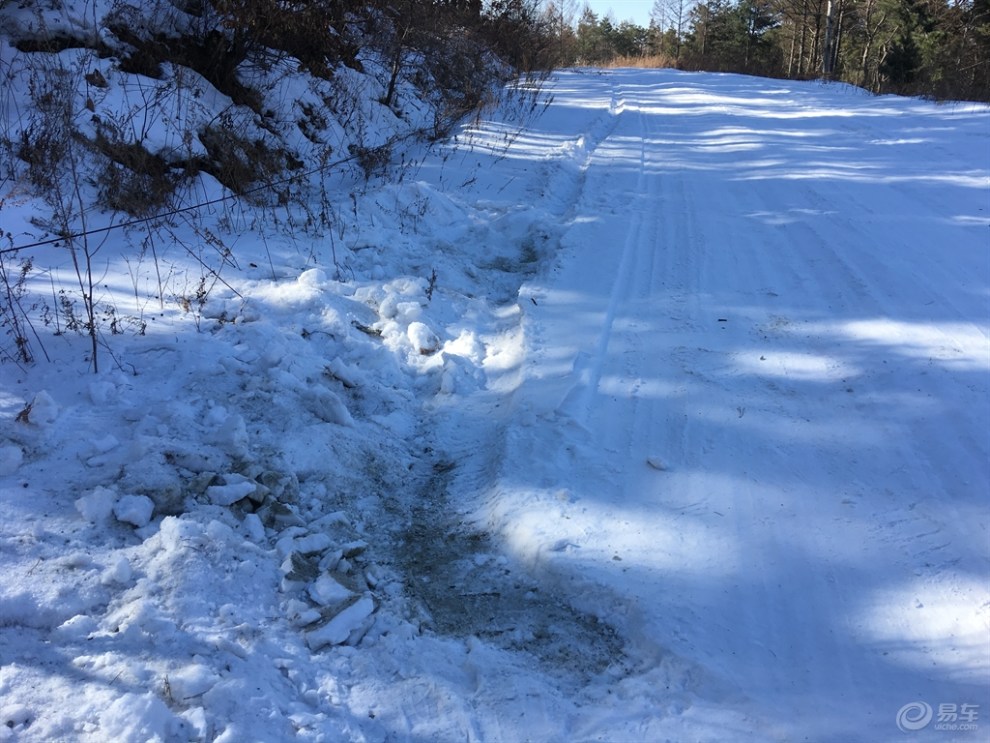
[{"xmin": 600, "ymin": 54, "xmax": 677, "ymax": 70}]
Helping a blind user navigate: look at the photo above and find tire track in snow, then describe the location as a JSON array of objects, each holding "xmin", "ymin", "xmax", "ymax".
[
  {"xmin": 487, "ymin": 79, "xmax": 739, "ymax": 716},
  {"xmin": 557, "ymin": 103, "xmax": 650, "ymax": 426},
  {"xmin": 725, "ymin": 171, "xmax": 990, "ymax": 586},
  {"xmin": 525, "ymin": 77, "xmax": 627, "ymax": 225}
]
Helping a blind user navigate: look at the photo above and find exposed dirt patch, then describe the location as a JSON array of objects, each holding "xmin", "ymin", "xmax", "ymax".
[{"xmin": 396, "ymin": 453, "xmax": 628, "ymax": 685}]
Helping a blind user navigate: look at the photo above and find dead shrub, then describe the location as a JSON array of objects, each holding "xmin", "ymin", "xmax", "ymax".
[
  {"xmin": 348, "ymin": 143, "xmax": 392, "ymax": 181},
  {"xmin": 197, "ymin": 123, "xmax": 294, "ymax": 197},
  {"xmin": 91, "ymin": 130, "xmax": 177, "ymax": 216}
]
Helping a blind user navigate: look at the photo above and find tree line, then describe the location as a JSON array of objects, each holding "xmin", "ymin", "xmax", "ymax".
[{"xmin": 542, "ymin": 0, "xmax": 990, "ymax": 101}]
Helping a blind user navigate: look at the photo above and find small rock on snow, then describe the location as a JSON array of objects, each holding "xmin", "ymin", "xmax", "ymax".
[
  {"xmin": 646, "ymin": 456, "xmax": 668, "ymax": 471},
  {"xmin": 2, "ymin": 704, "xmax": 32, "ymax": 728}
]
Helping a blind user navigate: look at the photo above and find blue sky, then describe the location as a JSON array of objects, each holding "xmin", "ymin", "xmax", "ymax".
[{"xmin": 580, "ymin": 0, "xmax": 655, "ymax": 27}]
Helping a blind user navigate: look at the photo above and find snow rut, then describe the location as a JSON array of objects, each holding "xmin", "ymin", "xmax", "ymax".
[
  {"xmin": 558, "ymin": 104, "xmax": 653, "ymax": 426},
  {"xmin": 388, "ymin": 77, "xmax": 643, "ymax": 685}
]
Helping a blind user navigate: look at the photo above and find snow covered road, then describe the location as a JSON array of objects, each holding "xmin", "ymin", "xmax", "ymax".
[
  {"xmin": 456, "ymin": 70, "xmax": 990, "ymax": 740},
  {"xmin": 2, "ymin": 67, "xmax": 987, "ymax": 742}
]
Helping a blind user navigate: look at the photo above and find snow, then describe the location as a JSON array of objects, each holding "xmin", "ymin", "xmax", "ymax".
[
  {"xmin": 113, "ymin": 494, "xmax": 155, "ymax": 527},
  {"xmin": 2, "ymin": 62, "xmax": 989, "ymax": 742}
]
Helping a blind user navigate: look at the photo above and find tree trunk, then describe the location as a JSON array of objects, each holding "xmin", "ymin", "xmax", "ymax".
[{"xmin": 823, "ymin": 0, "xmax": 834, "ymax": 76}]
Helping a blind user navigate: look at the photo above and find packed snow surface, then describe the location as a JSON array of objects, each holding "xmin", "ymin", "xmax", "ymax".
[{"xmin": 2, "ymin": 68, "xmax": 989, "ymax": 742}]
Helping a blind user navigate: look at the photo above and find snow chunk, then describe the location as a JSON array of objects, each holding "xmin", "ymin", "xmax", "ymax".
[
  {"xmin": 210, "ymin": 412, "xmax": 249, "ymax": 457},
  {"xmin": 88, "ymin": 380, "xmax": 117, "ymax": 405},
  {"xmin": 408, "ymin": 322, "xmax": 440, "ymax": 355},
  {"xmin": 324, "ymin": 358, "xmax": 362, "ymax": 389},
  {"xmin": 159, "ymin": 516, "xmax": 204, "ymax": 551},
  {"xmin": 395, "ymin": 300, "xmax": 423, "ymax": 322},
  {"xmin": 205, "ymin": 519, "xmax": 234, "ymax": 542},
  {"xmin": 308, "ymin": 574, "xmax": 353, "ymax": 607},
  {"xmin": 206, "ymin": 480, "xmax": 257, "ymax": 506},
  {"xmin": 297, "ymin": 267, "xmax": 328, "ymax": 288},
  {"xmin": 89, "ymin": 434, "xmax": 120, "ymax": 454},
  {"xmin": 242, "ymin": 512, "xmax": 266, "ymax": 542},
  {"xmin": 61, "ymin": 551, "xmax": 93, "ymax": 568},
  {"xmin": 114, "ymin": 494, "xmax": 155, "ymax": 527},
  {"xmin": 444, "ymin": 329, "xmax": 484, "ymax": 363},
  {"xmin": 178, "ymin": 707, "xmax": 209, "ymax": 741},
  {"xmin": 379, "ymin": 293, "xmax": 399, "ymax": 319},
  {"xmin": 439, "ymin": 353, "xmax": 484, "ymax": 395},
  {"xmin": 281, "ymin": 532, "xmax": 333, "ymax": 557},
  {"xmin": 306, "ymin": 596, "xmax": 375, "ymax": 650},
  {"xmin": 76, "ymin": 486, "xmax": 117, "ymax": 523},
  {"xmin": 97, "ymin": 692, "xmax": 181, "ymax": 741},
  {"xmin": 285, "ymin": 598, "xmax": 322, "ymax": 627},
  {"xmin": 0, "ymin": 444, "xmax": 23, "ymax": 475},
  {"xmin": 26, "ymin": 390, "xmax": 59, "ymax": 426},
  {"xmin": 54, "ymin": 614, "xmax": 99, "ymax": 640},
  {"xmin": 169, "ymin": 664, "xmax": 219, "ymax": 700},
  {"xmin": 102, "ymin": 556, "xmax": 133, "ymax": 585},
  {"xmin": 304, "ymin": 388, "xmax": 353, "ymax": 426}
]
